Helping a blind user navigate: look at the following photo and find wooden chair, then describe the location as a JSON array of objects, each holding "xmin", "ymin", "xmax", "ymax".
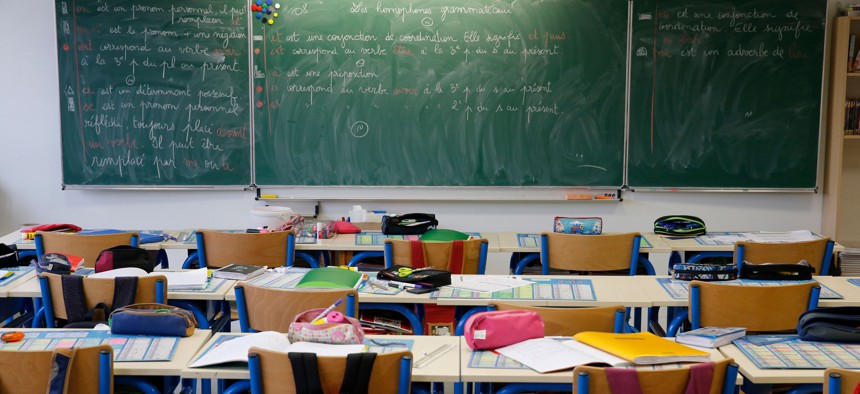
[
  {"xmin": 824, "ymin": 368, "xmax": 860, "ymax": 394},
  {"xmin": 734, "ymin": 238, "xmax": 835, "ymax": 276},
  {"xmin": 492, "ymin": 302, "xmax": 626, "ymax": 336},
  {"xmin": 37, "ymin": 272, "xmax": 166, "ymax": 328},
  {"xmin": 34, "ymin": 231, "xmax": 139, "ymax": 268},
  {"xmin": 235, "ymin": 283, "xmax": 358, "ymax": 332},
  {"xmin": 190, "ymin": 229, "xmax": 297, "ymax": 269},
  {"xmin": 667, "ymin": 280, "xmax": 820, "ymax": 335},
  {"xmin": 383, "ymin": 238, "xmax": 489, "ymax": 274},
  {"xmin": 248, "ymin": 347, "xmax": 411, "ymax": 394},
  {"xmin": 0, "ymin": 344, "xmax": 113, "ymax": 394},
  {"xmin": 514, "ymin": 232, "xmax": 644, "ymax": 275},
  {"xmin": 573, "ymin": 358, "xmax": 739, "ymax": 394}
]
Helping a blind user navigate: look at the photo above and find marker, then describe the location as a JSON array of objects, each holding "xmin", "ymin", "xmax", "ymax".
[{"xmin": 388, "ymin": 280, "xmax": 425, "ymax": 289}]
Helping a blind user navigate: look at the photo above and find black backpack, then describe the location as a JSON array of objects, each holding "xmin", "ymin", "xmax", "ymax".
[{"xmin": 95, "ymin": 245, "xmax": 157, "ymax": 273}]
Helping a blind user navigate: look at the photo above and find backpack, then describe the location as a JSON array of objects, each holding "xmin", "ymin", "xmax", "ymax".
[
  {"xmin": 288, "ymin": 352, "xmax": 377, "ymax": 394},
  {"xmin": 59, "ymin": 275, "xmax": 138, "ymax": 328},
  {"xmin": 0, "ymin": 244, "xmax": 18, "ymax": 268},
  {"xmin": 95, "ymin": 245, "xmax": 156, "ymax": 273},
  {"xmin": 797, "ymin": 307, "xmax": 860, "ymax": 343}
]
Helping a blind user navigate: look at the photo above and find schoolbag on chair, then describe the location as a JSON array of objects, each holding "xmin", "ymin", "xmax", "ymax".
[{"xmin": 59, "ymin": 275, "xmax": 138, "ymax": 328}]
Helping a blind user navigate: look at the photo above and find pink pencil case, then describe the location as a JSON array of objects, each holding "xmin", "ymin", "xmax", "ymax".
[{"xmin": 464, "ymin": 310, "xmax": 544, "ymax": 350}]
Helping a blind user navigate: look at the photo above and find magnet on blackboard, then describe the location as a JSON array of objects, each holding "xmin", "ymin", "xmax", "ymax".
[
  {"xmin": 268, "ymin": 19, "xmax": 274, "ymax": 25},
  {"xmin": 273, "ymin": 12, "xmax": 278, "ymax": 18},
  {"xmin": 274, "ymin": 3, "xmax": 280, "ymax": 9},
  {"xmin": 266, "ymin": 9, "xmax": 272, "ymax": 14},
  {"xmin": 262, "ymin": 17, "xmax": 268, "ymax": 23},
  {"xmin": 256, "ymin": 12, "xmax": 262, "ymax": 19}
]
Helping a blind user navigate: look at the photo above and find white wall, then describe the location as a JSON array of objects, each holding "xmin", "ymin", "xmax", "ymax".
[{"xmin": 0, "ymin": 0, "xmax": 839, "ymax": 273}]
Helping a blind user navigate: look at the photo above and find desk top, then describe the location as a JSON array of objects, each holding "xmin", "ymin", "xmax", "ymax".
[
  {"xmin": 637, "ymin": 275, "xmax": 860, "ymax": 308},
  {"xmin": 719, "ymin": 344, "xmax": 828, "ymax": 385},
  {"xmin": 459, "ymin": 337, "xmax": 725, "ymax": 384},
  {"xmin": 7, "ymin": 272, "xmax": 235, "ymax": 301},
  {"xmin": 650, "ymin": 231, "xmax": 845, "ymax": 253},
  {"xmin": 434, "ymin": 275, "xmax": 652, "ymax": 307},
  {"xmin": 180, "ymin": 334, "xmax": 460, "ymax": 382},
  {"xmin": 0, "ymin": 328, "xmax": 211, "ymax": 376},
  {"xmin": 496, "ymin": 232, "xmax": 672, "ymax": 254}
]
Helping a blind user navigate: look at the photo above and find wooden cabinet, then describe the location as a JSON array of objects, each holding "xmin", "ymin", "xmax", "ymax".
[{"xmin": 824, "ymin": 16, "xmax": 860, "ymax": 247}]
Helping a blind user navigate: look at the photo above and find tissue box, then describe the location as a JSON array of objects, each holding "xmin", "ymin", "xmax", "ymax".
[{"xmin": 295, "ymin": 220, "xmax": 336, "ymax": 243}]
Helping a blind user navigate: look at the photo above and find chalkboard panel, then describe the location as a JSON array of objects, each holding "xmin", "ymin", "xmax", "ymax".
[
  {"xmin": 253, "ymin": 0, "xmax": 628, "ymax": 186},
  {"xmin": 627, "ymin": 0, "xmax": 825, "ymax": 189},
  {"xmin": 55, "ymin": 0, "xmax": 252, "ymax": 186}
]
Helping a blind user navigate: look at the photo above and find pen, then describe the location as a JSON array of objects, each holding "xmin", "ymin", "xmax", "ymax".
[
  {"xmin": 353, "ymin": 273, "xmax": 368, "ymax": 290},
  {"xmin": 388, "ymin": 280, "xmax": 424, "ymax": 289},
  {"xmin": 312, "ymin": 299, "xmax": 343, "ymax": 324}
]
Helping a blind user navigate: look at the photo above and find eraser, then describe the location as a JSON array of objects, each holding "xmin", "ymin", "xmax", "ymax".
[{"xmin": 565, "ymin": 193, "xmax": 592, "ymax": 200}]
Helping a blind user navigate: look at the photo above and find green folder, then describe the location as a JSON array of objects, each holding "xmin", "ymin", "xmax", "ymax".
[{"xmin": 295, "ymin": 268, "xmax": 362, "ymax": 289}]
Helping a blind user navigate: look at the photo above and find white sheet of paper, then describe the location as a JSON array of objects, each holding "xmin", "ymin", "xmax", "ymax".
[
  {"xmin": 744, "ymin": 230, "xmax": 816, "ymax": 243},
  {"xmin": 189, "ymin": 331, "xmax": 289, "ymax": 368},
  {"xmin": 154, "ymin": 268, "xmax": 209, "ymax": 290},
  {"xmin": 448, "ymin": 276, "xmax": 534, "ymax": 293},
  {"xmin": 495, "ymin": 337, "xmax": 628, "ymax": 373}
]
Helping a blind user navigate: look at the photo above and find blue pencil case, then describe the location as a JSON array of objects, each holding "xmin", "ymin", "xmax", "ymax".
[{"xmin": 553, "ymin": 217, "xmax": 602, "ymax": 235}]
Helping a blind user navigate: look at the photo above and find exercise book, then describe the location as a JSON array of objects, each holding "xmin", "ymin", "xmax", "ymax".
[
  {"xmin": 241, "ymin": 271, "xmax": 403, "ymax": 294},
  {"xmin": 693, "ymin": 231, "xmax": 822, "ymax": 246},
  {"xmin": 656, "ymin": 278, "xmax": 842, "ymax": 299},
  {"xmin": 734, "ymin": 336, "xmax": 860, "ymax": 369},
  {"xmin": 0, "ymin": 330, "xmax": 178, "ymax": 362},
  {"xmin": 432, "ymin": 278, "xmax": 595, "ymax": 301}
]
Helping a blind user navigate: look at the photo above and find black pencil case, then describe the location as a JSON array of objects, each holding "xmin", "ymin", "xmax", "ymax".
[
  {"xmin": 381, "ymin": 213, "xmax": 438, "ymax": 235},
  {"xmin": 377, "ymin": 265, "xmax": 451, "ymax": 288},
  {"xmin": 672, "ymin": 262, "xmax": 737, "ymax": 281}
]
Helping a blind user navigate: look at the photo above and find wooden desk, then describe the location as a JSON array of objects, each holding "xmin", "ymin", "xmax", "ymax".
[
  {"xmin": 7, "ymin": 273, "xmax": 235, "ymax": 302},
  {"xmin": 459, "ymin": 337, "xmax": 726, "ymax": 385},
  {"xmin": 719, "ymin": 344, "xmax": 827, "ymax": 387},
  {"xmin": 637, "ymin": 275, "xmax": 860, "ymax": 309},
  {"xmin": 0, "ymin": 328, "xmax": 211, "ymax": 377},
  {"xmin": 651, "ymin": 231, "xmax": 845, "ymax": 264},
  {"xmin": 433, "ymin": 275, "xmax": 653, "ymax": 308},
  {"xmin": 222, "ymin": 279, "xmax": 437, "ymax": 305},
  {"xmin": 180, "ymin": 334, "xmax": 460, "ymax": 383},
  {"xmin": 0, "ymin": 269, "xmax": 36, "ymax": 298},
  {"xmin": 496, "ymin": 232, "xmax": 671, "ymax": 254}
]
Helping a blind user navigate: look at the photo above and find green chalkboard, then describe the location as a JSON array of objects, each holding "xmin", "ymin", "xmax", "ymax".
[
  {"xmin": 627, "ymin": 0, "xmax": 825, "ymax": 189},
  {"xmin": 253, "ymin": 0, "xmax": 628, "ymax": 186},
  {"xmin": 55, "ymin": 0, "xmax": 251, "ymax": 187}
]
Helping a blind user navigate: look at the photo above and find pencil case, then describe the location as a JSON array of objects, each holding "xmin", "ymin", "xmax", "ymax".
[
  {"xmin": 553, "ymin": 217, "xmax": 602, "ymax": 235},
  {"xmin": 381, "ymin": 213, "xmax": 438, "ymax": 235},
  {"xmin": 287, "ymin": 308, "xmax": 364, "ymax": 345},
  {"xmin": 797, "ymin": 307, "xmax": 860, "ymax": 343},
  {"xmin": 654, "ymin": 215, "xmax": 706, "ymax": 236},
  {"xmin": 464, "ymin": 310, "xmax": 544, "ymax": 350},
  {"xmin": 377, "ymin": 265, "xmax": 451, "ymax": 288},
  {"xmin": 109, "ymin": 303, "xmax": 197, "ymax": 337},
  {"xmin": 672, "ymin": 262, "xmax": 737, "ymax": 281}
]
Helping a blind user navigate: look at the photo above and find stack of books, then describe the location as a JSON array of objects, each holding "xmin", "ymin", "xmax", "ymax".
[
  {"xmin": 212, "ymin": 264, "xmax": 267, "ymax": 280},
  {"xmin": 675, "ymin": 327, "xmax": 746, "ymax": 348}
]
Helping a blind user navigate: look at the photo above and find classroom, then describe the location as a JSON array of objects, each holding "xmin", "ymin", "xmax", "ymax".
[
  {"xmin": 0, "ymin": 0, "xmax": 860, "ymax": 392},
  {"xmin": 0, "ymin": 0, "xmax": 841, "ymax": 275}
]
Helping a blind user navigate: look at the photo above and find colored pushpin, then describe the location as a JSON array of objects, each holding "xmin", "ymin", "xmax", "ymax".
[
  {"xmin": 266, "ymin": 8, "xmax": 272, "ymax": 14},
  {"xmin": 268, "ymin": 19, "xmax": 274, "ymax": 25},
  {"xmin": 266, "ymin": 0, "xmax": 272, "ymax": 4},
  {"xmin": 256, "ymin": 12, "xmax": 262, "ymax": 18},
  {"xmin": 262, "ymin": 3, "xmax": 268, "ymax": 8},
  {"xmin": 274, "ymin": 3, "xmax": 280, "ymax": 9},
  {"xmin": 262, "ymin": 17, "xmax": 268, "ymax": 23},
  {"xmin": 273, "ymin": 12, "xmax": 278, "ymax": 17},
  {"xmin": 256, "ymin": 0, "xmax": 262, "ymax": 5}
]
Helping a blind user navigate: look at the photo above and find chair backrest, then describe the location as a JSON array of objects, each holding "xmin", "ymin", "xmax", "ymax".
[
  {"xmin": 574, "ymin": 358, "xmax": 737, "ymax": 394},
  {"xmin": 384, "ymin": 238, "xmax": 489, "ymax": 274},
  {"xmin": 235, "ymin": 283, "xmax": 358, "ymax": 332},
  {"xmin": 35, "ymin": 231, "xmax": 139, "ymax": 268},
  {"xmin": 196, "ymin": 229, "xmax": 295, "ymax": 269},
  {"xmin": 0, "ymin": 344, "xmax": 113, "ymax": 394},
  {"xmin": 688, "ymin": 280, "xmax": 819, "ymax": 332},
  {"xmin": 248, "ymin": 347, "xmax": 411, "ymax": 394},
  {"xmin": 492, "ymin": 302, "xmax": 625, "ymax": 336},
  {"xmin": 540, "ymin": 232, "xmax": 642, "ymax": 275},
  {"xmin": 824, "ymin": 367, "xmax": 860, "ymax": 394},
  {"xmin": 734, "ymin": 238, "xmax": 834, "ymax": 276},
  {"xmin": 40, "ymin": 272, "xmax": 167, "ymax": 325}
]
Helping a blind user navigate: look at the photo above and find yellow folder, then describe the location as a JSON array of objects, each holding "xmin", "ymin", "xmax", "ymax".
[{"xmin": 573, "ymin": 331, "xmax": 710, "ymax": 365}]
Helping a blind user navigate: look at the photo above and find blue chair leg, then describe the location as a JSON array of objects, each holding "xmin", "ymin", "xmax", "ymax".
[{"xmin": 223, "ymin": 380, "xmax": 251, "ymax": 394}]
